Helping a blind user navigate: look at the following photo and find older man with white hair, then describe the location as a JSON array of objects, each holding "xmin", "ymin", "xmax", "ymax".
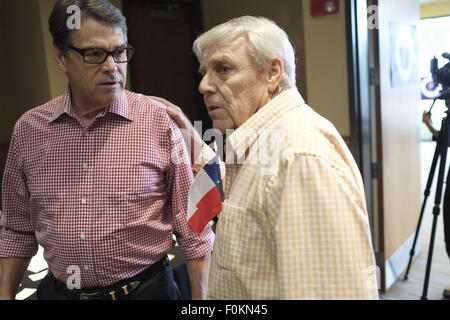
[{"xmin": 163, "ymin": 16, "xmax": 379, "ymax": 300}]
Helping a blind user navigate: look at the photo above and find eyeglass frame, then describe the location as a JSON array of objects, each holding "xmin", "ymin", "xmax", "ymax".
[{"xmin": 67, "ymin": 44, "xmax": 135, "ymax": 64}]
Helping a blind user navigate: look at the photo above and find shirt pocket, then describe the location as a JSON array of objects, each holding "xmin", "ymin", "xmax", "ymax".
[
  {"xmin": 101, "ymin": 164, "xmax": 167, "ymax": 226},
  {"xmin": 96, "ymin": 164, "xmax": 164, "ymax": 195},
  {"xmin": 213, "ymin": 201, "xmax": 250, "ymax": 271}
]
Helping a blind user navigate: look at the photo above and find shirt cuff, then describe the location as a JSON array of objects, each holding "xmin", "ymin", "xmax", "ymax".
[
  {"xmin": 177, "ymin": 227, "xmax": 215, "ymax": 261},
  {"xmin": 0, "ymin": 227, "xmax": 38, "ymax": 258}
]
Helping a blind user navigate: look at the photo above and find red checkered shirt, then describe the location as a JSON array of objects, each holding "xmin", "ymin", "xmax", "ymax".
[{"xmin": 0, "ymin": 88, "xmax": 214, "ymax": 287}]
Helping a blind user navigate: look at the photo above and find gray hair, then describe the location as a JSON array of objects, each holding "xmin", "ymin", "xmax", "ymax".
[{"xmin": 193, "ymin": 16, "xmax": 296, "ymax": 89}]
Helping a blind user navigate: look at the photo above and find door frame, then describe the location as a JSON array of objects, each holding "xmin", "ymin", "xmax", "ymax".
[{"xmin": 346, "ymin": 0, "xmax": 376, "ymax": 245}]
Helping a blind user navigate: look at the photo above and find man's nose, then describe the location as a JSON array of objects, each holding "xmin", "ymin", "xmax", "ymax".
[
  {"xmin": 101, "ymin": 54, "xmax": 119, "ymax": 73},
  {"xmin": 199, "ymin": 73, "xmax": 216, "ymax": 95}
]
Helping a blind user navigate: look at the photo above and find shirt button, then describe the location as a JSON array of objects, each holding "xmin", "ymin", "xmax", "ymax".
[
  {"xmin": 83, "ymin": 163, "xmax": 89, "ymax": 170},
  {"xmin": 81, "ymin": 198, "xmax": 87, "ymax": 205},
  {"xmin": 84, "ymin": 266, "xmax": 89, "ymax": 271}
]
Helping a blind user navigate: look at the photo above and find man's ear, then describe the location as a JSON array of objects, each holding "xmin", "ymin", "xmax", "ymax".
[
  {"xmin": 53, "ymin": 44, "xmax": 68, "ymax": 73},
  {"xmin": 267, "ymin": 57, "xmax": 283, "ymax": 94}
]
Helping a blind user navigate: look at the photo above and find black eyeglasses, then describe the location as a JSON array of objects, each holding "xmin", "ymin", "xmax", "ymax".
[{"xmin": 67, "ymin": 45, "xmax": 135, "ymax": 64}]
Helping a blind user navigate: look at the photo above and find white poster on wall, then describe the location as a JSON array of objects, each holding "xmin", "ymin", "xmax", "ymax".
[{"xmin": 390, "ymin": 22, "xmax": 419, "ymax": 88}]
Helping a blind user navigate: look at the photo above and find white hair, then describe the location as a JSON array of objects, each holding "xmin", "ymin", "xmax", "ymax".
[{"xmin": 193, "ymin": 16, "xmax": 297, "ymax": 89}]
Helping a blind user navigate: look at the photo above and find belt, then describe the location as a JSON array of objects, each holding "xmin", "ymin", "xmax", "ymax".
[{"xmin": 47, "ymin": 256, "xmax": 169, "ymax": 300}]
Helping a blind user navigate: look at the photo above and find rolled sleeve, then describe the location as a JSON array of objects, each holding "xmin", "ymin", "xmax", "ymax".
[
  {"xmin": 0, "ymin": 227, "xmax": 38, "ymax": 258},
  {"xmin": 0, "ymin": 131, "xmax": 38, "ymax": 258},
  {"xmin": 166, "ymin": 122, "xmax": 214, "ymax": 261}
]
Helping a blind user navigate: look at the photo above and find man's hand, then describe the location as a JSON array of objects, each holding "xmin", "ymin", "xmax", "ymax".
[
  {"xmin": 151, "ymin": 96, "xmax": 192, "ymax": 131},
  {"xmin": 422, "ymin": 111, "xmax": 439, "ymax": 138},
  {"xmin": 422, "ymin": 111, "xmax": 432, "ymax": 126},
  {"xmin": 151, "ymin": 96, "xmax": 204, "ymax": 165}
]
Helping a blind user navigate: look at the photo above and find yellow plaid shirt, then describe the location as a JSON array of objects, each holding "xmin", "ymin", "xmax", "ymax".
[{"xmin": 203, "ymin": 88, "xmax": 378, "ymax": 299}]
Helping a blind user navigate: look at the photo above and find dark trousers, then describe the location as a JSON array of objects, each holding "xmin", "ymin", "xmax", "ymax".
[{"xmin": 36, "ymin": 260, "xmax": 181, "ymax": 300}]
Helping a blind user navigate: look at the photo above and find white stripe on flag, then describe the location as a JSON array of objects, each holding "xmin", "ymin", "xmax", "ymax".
[{"xmin": 187, "ymin": 168, "xmax": 216, "ymax": 220}]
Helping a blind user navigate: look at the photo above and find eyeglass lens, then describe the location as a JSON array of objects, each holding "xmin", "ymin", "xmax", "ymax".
[{"xmin": 84, "ymin": 47, "xmax": 133, "ymax": 64}]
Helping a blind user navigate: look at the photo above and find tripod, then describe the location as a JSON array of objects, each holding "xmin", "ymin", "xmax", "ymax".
[{"xmin": 404, "ymin": 95, "xmax": 450, "ymax": 300}]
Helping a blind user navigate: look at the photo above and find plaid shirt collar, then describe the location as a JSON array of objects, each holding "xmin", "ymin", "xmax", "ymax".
[
  {"xmin": 227, "ymin": 88, "xmax": 306, "ymax": 160},
  {"xmin": 49, "ymin": 86, "xmax": 133, "ymax": 123}
]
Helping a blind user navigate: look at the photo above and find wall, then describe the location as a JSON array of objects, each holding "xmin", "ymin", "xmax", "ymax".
[
  {"xmin": 0, "ymin": 0, "xmax": 51, "ymax": 143},
  {"xmin": 302, "ymin": 0, "xmax": 350, "ymax": 137},
  {"xmin": 420, "ymin": 1, "xmax": 450, "ymax": 18},
  {"xmin": 38, "ymin": 0, "xmax": 68, "ymax": 99},
  {"xmin": 0, "ymin": 0, "xmax": 7, "ymax": 197},
  {"xmin": 0, "ymin": 0, "xmax": 4, "ymax": 139}
]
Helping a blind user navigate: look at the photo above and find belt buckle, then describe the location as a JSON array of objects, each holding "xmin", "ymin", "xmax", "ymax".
[
  {"xmin": 111, "ymin": 281, "xmax": 141, "ymax": 300},
  {"xmin": 79, "ymin": 280, "xmax": 141, "ymax": 300}
]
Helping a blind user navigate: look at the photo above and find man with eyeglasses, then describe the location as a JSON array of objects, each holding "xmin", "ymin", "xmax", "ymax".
[{"xmin": 0, "ymin": 0, "xmax": 214, "ymax": 300}]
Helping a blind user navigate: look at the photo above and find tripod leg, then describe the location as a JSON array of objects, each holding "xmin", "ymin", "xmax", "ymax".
[
  {"xmin": 422, "ymin": 206, "xmax": 442, "ymax": 300},
  {"xmin": 444, "ymin": 166, "xmax": 450, "ymax": 259},
  {"xmin": 404, "ymin": 142, "xmax": 440, "ymax": 280},
  {"xmin": 421, "ymin": 116, "xmax": 450, "ymax": 300}
]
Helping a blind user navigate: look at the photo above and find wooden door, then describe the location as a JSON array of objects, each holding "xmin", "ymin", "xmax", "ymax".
[{"xmin": 123, "ymin": 0, "xmax": 211, "ymax": 127}]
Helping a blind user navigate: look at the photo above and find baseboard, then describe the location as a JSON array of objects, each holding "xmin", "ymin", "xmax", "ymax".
[{"xmin": 385, "ymin": 232, "xmax": 422, "ymax": 291}]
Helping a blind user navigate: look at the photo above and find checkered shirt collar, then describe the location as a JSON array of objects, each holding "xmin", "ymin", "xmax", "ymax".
[{"xmin": 50, "ymin": 86, "xmax": 132, "ymax": 122}]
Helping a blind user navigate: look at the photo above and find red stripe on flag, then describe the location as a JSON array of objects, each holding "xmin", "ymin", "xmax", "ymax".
[{"xmin": 188, "ymin": 187, "xmax": 222, "ymax": 235}]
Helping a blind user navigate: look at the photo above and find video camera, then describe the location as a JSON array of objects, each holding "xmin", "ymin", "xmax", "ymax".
[{"xmin": 431, "ymin": 53, "xmax": 450, "ymax": 97}]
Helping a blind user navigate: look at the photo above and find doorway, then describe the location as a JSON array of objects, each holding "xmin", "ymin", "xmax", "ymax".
[{"xmin": 123, "ymin": 0, "xmax": 211, "ymax": 128}]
